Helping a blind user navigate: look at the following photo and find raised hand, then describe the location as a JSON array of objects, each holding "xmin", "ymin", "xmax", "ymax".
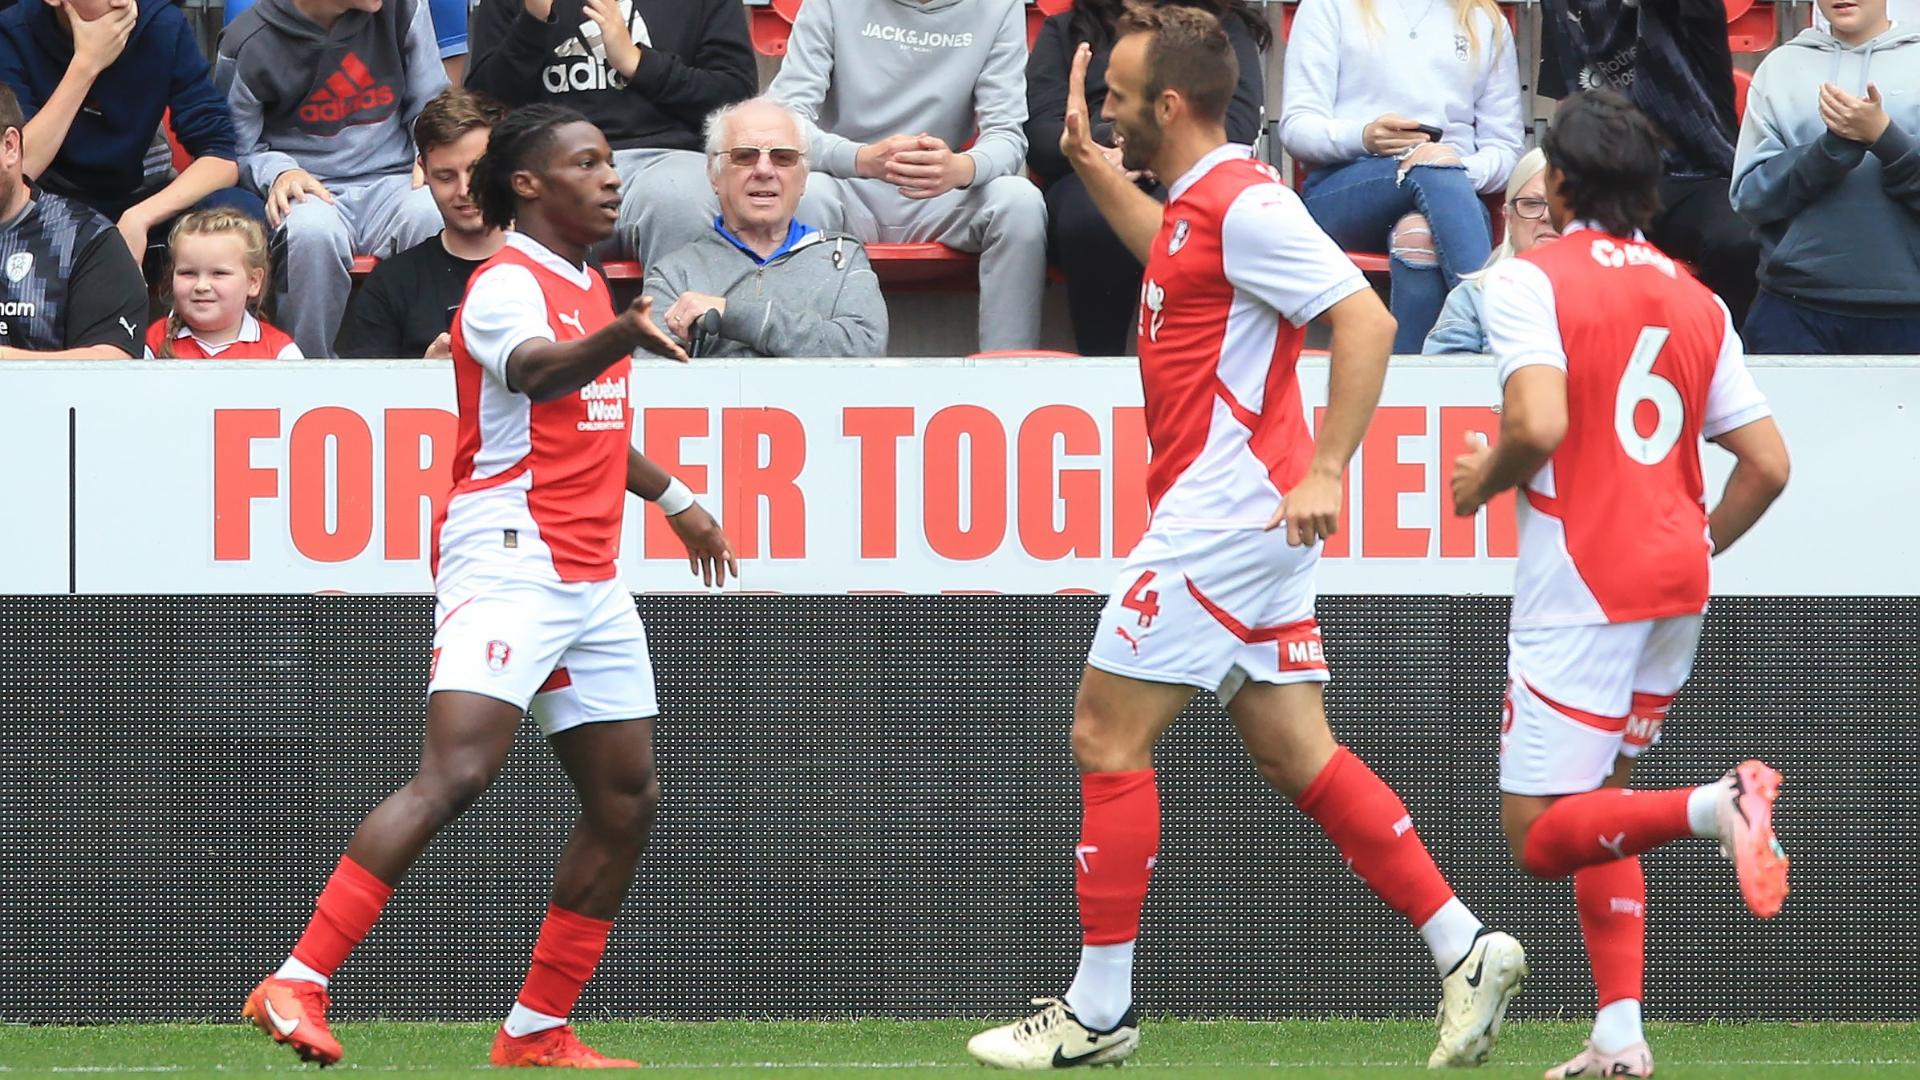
[
  {"xmin": 1820, "ymin": 82, "xmax": 1891, "ymax": 146},
  {"xmin": 67, "ymin": 0, "xmax": 137, "ymax": 78},
  {"xmin": 624, "ymin": 295, "xmax": 689, "ymax": 362},
  {"xmin": 583, "ymin": 0, "xmax": 642, "ymax": 78},
  {"xmin": 1061, "ymin": 42, "xmax": 1103, "ymax": 169}
]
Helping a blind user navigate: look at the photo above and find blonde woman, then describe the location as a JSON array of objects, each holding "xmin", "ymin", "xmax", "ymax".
[
  {"xmin": 1422, "ymin": 148, "xmax": 1558, "ymax": 354},
  {"xmin": 1280, "ymin": 0, "xmax": 1524, "ymax": 352}
]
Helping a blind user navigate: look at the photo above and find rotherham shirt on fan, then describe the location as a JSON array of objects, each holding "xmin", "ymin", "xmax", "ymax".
[
  {"xmin": 143, "ymin": 311, "xmax": 302, "ymax": 359},
  {"xmin": 1482, "ymin": 222, "xmax": 1772, "ymax": 629},
  {"xmin": 435, "ymin": 232, "xmax": 633, "ymax": 587},
  {"xmin": 1136, "ymin": 143, "xmax": 1368, "ymax": 532}
]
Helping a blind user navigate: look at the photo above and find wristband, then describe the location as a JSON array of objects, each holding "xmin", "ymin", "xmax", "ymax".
[{"xmin": 653, "ymin": 476, "xmax": 696, "ymax": 516}]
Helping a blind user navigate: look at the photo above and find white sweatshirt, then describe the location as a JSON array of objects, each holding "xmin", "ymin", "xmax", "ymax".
[{"xmin": 1280, "ymin": 0, "xmax": 1524, "ymax": 193}]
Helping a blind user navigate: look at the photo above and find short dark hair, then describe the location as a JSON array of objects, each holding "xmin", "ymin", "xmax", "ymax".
[
  {"xmin": 1115, "ymin": 2, "xmax": 1238, "ymax": 126},
  {"xmin": 469, "ymin": 103, "xmax": 591, "ymax": 231},
  {"xmin": 1540, "ymin": 90, "xmax": 1666, "ymax": 237},
  {"xmin": 0, "ymin": 82, "xmax": 22, "ymax": 139},
  {"xmin": 413, "ymin": 87, "xmax": 510, "ymax": 158}
]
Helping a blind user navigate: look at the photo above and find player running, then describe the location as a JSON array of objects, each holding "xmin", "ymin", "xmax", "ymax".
[
  {"xmin": 968, "ymin": 7, "xmax": 1525, "ymax": 1070},
  {"xmin": 242, "ymin": 104, "xmax": 734, "ymax": 1069},
  {"xmin": 1450, "ymin": 90, "xmax": 1793, "ymax": 1080}
]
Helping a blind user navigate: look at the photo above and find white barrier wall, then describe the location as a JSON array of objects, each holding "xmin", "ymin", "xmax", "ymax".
[{"xmin": 5, "ymin": 356, "xmax": 1914, "ymax": 594}]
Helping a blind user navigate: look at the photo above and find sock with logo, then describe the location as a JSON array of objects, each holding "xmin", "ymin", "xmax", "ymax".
[
  {"xmin": 287, "ymin": 856, "xmax": 395, "ymax": 980},
  {"xmin": 509, "ymin": 904, "xmax": 614, "ymax": 1034},
  {"xmin": 1522, "ymin": 788, "xmax": 1694, "ymax": 879},
  {"xmin": 1576, "ymin": 856, "xmax": 1646, "ymax": 1050},
  {"xmin": 1064, "ymin": 769, "xmax": 1158, "ymax": 1028},
  {"xmin": 1295, "ymin": 747, "xmax": 1457, "ymax": 930}
]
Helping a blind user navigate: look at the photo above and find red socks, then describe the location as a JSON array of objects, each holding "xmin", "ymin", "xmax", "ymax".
[
  {"xmin": 290, "ymin": 856, "xmax": 395, "ymax": 977},
  {"xmin": 1295, "ymin": 747, "xmax": 1454, "ymax": 927},
  {"xmin": 516, "ymin": 904, "xmax": 615, "ymax": 1017},
  {"xmin": 1575, "ymin": 857, "xmax": 1646, "ymax": 1008},
  {"xmin": 1076, "ymin": 769, "xmax": 1160, "ymax": 945},
  {"xmin": 1521, "ymin": 787, "xmax": 1693, "ymax": 879}
]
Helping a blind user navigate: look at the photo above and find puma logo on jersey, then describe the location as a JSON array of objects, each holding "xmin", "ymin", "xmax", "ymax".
[
  {"xmin": 118, "ymin": 316, "xmax": 138, "ymax": 337},
  {"xmin": 557, "ymin": 310, "xmax": 585, "ymax": 334}
]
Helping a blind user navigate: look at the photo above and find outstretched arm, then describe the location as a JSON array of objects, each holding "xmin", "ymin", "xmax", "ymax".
[{"xmin": 506, "ymin": 294, "xmax": 687, "ymax": 402}]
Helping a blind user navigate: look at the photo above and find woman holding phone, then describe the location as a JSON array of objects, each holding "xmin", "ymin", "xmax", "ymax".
[{"xmin": 1280, "ymin": 0, "xmax": 1524, "ymax": 351}]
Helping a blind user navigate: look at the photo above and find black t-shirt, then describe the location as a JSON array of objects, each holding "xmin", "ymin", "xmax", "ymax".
[
  {"xmin": 1538, "ymin": 0, "xmax": 1738, "ymax": 179},
  {"xmin": 334, "ymin": 234, "xmax": 488, "ymax": 359},
  {"xmin": 0, "ymin": 191, "xmax": 145, "ymax": 356}
]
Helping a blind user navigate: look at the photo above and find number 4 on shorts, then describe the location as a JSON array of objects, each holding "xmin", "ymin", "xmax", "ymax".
[{"xmin": 1122, "ymin": 571, "xmax": 1161, "ymax": 628}]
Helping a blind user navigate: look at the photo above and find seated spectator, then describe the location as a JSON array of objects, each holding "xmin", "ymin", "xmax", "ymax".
[
  {"xmin": 1732, "ymin": 0, "xmax": 1920, "ymax": 353},
  {"xmin": 1537, "ymin": 0, "xmax": 1762, "ymax": 324},
  {"xmin": 643, "ymin": 97, "xmax": 887, "ymax": 358},
  {"xmin": 0, "ymin": 0, "xmax": 263, "ymax": 272},
  {"xmin": 1026, "ymin": 0, "xmax": 1267, "ymax": 356},
  {"xmin": 224, "ymin": 0, "xmax": 471, "ymax": 83},
  {"xmin": 769, "ymin": 0, "xmax": 1046, "ymax": 353},
  {"xmin": 336, "ymin": 87, "xmax": 507, "ymax": 359},
  {"xmin": 0, "ymin": 83, "xmax": 145, "ymax": 359},
  {"xmin": 1423, "ymin": 147, "xmax": 1556, "ymax": 354},
  {"xmin": 1281, "ymin": 0, "xmax": 1523, "ymax": 354},
  {"xmin": 145, "ymin": 207, "xmax": 301, "ymax": 359},
  {"xmin": 216, "ymin": 0, "xmax": 449, "ymax": 357},
  {"xmin": 466, "ymin": 0, "xmax": 755, "ymax": 265}
]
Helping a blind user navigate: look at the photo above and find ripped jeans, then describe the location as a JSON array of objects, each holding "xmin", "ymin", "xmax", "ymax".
[{"xmin": 1302, "ymin": 155, "xmax": 1493, "ymax": 354}]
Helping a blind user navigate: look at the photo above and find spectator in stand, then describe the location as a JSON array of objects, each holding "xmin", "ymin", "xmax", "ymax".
[
  {"xmin": 1281, "ymin": 0, "xmax": 1524, "ymax": 354},
  {"xmin": 465, "ymin": 0, "xmax": 755, "ymax": 266},
  {"xmin": 216, "ymin": 0, "xmax": 449, "ymax": 358},
  {"xmin": 145, "ymin": 207, "xmax": 301, "ymax": 359},
  {"xmin": 643, "ymin": 97, "xmax": 887, "ymax": 358},
  {"xmin": 1423, "ymin": 147, "xmax": 1557, "ymax": 354},
  {"xmin": 0, "ymin": 83, "xmax": 146, "ymax": 359},
  {"xmin": 0, "ymin": 0, "xmax": 263, "ymax": 272},
  {"xmin": 1026, "ymin": 0, "xmax": 1267, "ymax": 356},
  {"xmin": 1732, "ymin": 0, "xmax": 1920, "ymax": 353},
  {"xmin": 1536, "ymin": 0, "xmax": 1761, "ymax": 324},
  {"xmin": 770, "ymin": 0, "xmax": 1047, "ymax": 353},
  {"xmin": 336, "ymin": 87, "xmax": 507, "ymax": 359}
]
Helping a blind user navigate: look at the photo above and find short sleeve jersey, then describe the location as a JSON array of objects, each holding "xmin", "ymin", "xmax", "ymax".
[
  {"xmin": 1483, "ymin": 223, "xmax": 1771, "ymax": 628},
  {"xmin": 432, "ymin": 232, "xmax": 632, "ymax": 585},
  {"xmin": 1137, "ymin": 143, "xmax": 1368, "ymax": 530},
  {"xmin": 144, "ymin": 312, "xmax": 303, "ymax": 359},
  {"xmin": 0, "ymin": 192, "xmax": 145, "ymax": 355}
]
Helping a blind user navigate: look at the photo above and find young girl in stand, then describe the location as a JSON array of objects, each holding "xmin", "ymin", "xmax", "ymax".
[{"xmin": 145, "ymin": 209, "xmax": 302, "ymax": 359}]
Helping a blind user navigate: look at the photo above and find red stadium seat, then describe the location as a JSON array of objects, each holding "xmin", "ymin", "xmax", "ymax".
[
  {"xmin": 1726, "ymin": 0, "xmax": 1777, "ymax": 52},
  {"xmin": 351, "ymin": 255, "xmax": 378, "ymax": 277},
  {"xmin": 162, "ymin": 110, "xmax": 192, "ymax": 174},
  {"xmin": 867, "ymin": 242, "xmax": 980, "ymax": 292},
  {"xmin": 750, "ymin": 0, "xmax": 802, "ymax": 57}
]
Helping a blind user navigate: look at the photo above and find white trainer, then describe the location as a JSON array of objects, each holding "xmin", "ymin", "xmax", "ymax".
[
  {"xmin": 1544, "ymin": 1039, "xmax": 1654, "ymax": 1078},
  {"xmin": 967, "ymin": 998, "xmax": 1139, "ymax": 1069},
  {"xmin": 1429, "ymin": 928, "xmax": 1528, "ymax": 1068}
]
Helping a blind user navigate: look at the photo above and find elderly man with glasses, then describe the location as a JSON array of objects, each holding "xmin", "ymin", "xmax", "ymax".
[{"xmin": 642, "ymin": 96, "xmax": 888, "ymax": 358}]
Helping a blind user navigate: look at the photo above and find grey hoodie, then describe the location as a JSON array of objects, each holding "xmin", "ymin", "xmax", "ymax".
[
  {"xmin": 216, "ymin": 0, "xmax": 449, "ymax": 192},
  {"xmin": 767, "ymin": 0, "xmax": 1029, "ymax": 184},
  {"xmin": 1731, "ymin": 22, "xmax": 1920, "ymax": 315},
  {"xmin": 642, "ymin": 226, "xmax": 889, "ymax": 357}
]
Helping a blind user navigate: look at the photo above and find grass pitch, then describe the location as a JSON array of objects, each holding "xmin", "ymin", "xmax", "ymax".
[{"xmin": 2, "ymin": 1020, "xmax": 1917, "ymax": 1079}]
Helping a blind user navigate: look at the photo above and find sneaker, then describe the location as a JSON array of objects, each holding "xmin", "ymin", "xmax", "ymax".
[
  {"xmin": 242, "ymin": 976, "xmax": 343, "ymax": 1067},
  {"xmin": 1714, "ymin": 760, "xmax": 1789, "ymax": 918},
  {"xmin": 1544, "ymin": 1039, "xmax": 1653, "ymax": 1078},
  {"xmin": 490, "ymin": 1025, "xmax": 640, "ymax": 1068},
  {"xmin": 1428, "ymin": 928, "xmax": 1527, "ymax": 1068},
  {"xmin": 967, "ymin": 997, "xmax": 1139, "ymax": 1069}
]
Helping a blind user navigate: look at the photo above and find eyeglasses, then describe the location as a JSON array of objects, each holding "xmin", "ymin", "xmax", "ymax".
[
  {"xmin": 725, "ymin": 146, "xmax": 804, "ymax": 168},
  {"xmin": 1512, "ymin": 196, "xmax": 1550, "ymax": 221}
]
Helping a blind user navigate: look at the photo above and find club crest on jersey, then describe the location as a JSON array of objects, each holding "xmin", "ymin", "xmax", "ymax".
[
  {"xmin": 1168, "ymin": 219, "xmax": 1190, "ymax": 255},
  {"xmin": 5, "ymin": 252, "xmax": 30, "ymax": 283},
  {"xmin": 485, "ymin": 640, "xmax": 512, "ymax": 671}
]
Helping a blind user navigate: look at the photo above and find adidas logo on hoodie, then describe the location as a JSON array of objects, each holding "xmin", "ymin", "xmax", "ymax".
[{"xmin": 299, "ymin": 52, "xmax": 396, "ymax": 125}]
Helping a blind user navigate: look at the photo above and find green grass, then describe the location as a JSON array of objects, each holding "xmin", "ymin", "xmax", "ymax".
[{"xmin": 3, "ymin": 1020, "xmax": 1917, "ymax": 1079}]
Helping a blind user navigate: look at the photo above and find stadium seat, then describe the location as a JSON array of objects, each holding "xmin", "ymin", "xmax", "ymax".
[
  {"xmin": 749, "ymin": 0, "xmax": 801, "ymax": 57},
  {"xmin": 1726, "ymin": 0, "xmax": 1778, "ymax": 52},
  {"xmin": 866, "ymin": 242, "xmax": 981, "ymax": 292}
]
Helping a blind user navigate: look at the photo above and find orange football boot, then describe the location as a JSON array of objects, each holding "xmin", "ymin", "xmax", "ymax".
[
  {"xmin": 491, "ymin": 1025, "xmax": 640, "ymax": 1068},
  {"xmin": 243, "ymin": 976, "xmax": 344, "ymax": 1066}
]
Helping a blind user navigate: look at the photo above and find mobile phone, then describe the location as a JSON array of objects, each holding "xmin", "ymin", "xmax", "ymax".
[{"xmin": 1413, "ymin": 123, "xmax": 1445, "ymax": 142}]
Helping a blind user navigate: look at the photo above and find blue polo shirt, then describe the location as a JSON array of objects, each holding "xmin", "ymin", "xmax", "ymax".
[{"xmin": 713, "ymin": 217, "xmax": 816, "ymax": 264}]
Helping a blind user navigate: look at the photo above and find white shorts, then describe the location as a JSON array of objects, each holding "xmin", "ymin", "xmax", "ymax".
[
  {"xmin": 1499, "ymin": 615, "xmax": 1704, "ymax": 796},
  {"xmin": 1087, "ymin": 525, "xmax": 1329, "ymax": 704},
  {"xmin": 429, "ymin": 573, "xmax": 659, "ymax": 736}
]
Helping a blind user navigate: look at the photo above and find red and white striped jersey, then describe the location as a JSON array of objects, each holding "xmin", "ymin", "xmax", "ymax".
[
  {"xmin": 1483, "ymin": 223, "xmax": 1772, "ymax": 628},
  {"xmin": 434, "ymin": 232, "xmax": 632, "ymax": 586},
  {"xmin": 1137, "ymin": 144, "xmax": 1368, "ymax": 529}
]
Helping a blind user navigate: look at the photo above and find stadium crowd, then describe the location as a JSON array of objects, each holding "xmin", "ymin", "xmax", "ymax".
[{"xmin": 0, "ymin": 0, "xmax": 1914, "ymax": 361}]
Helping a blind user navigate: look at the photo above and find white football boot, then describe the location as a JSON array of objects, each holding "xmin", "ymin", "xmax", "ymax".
[
  {"xmin": 1429, "ymin": 928, "xmax": 1528, "ymax": 1067},
  {"xmin": 967, "ymin": 998, "xmax": 1139, "ymax": 1069}
]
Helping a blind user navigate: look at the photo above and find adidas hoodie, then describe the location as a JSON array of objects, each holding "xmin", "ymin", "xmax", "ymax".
[
  {"xmin": 1731, "ymin": 22, "xmax": 1920, "ymax": 315},
  {"xmin": 767, "ymin": 0, "xmax": 1029, "ymax": 183},
  {"xmin": 215, "ymin": 0, "xmax": 450, "ymax": 192}
]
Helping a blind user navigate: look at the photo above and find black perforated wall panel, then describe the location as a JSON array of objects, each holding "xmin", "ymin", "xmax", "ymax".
[{"xmin": 1, "ymin": 595, "xmax": 1914, "ymax": 1022}]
